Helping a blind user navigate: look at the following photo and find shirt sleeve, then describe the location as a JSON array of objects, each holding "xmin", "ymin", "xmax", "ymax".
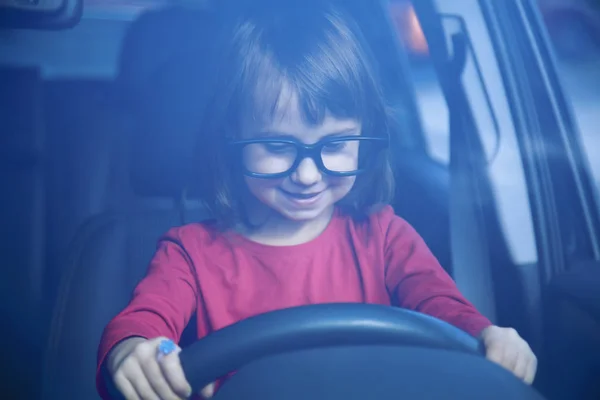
[
  {"xmin": 380, "ymin": 206, "xmax": 492, "ymax": 337},
  {"xmin": 96, "ymin": 232, "xmax": 199, "ymax": 399}
]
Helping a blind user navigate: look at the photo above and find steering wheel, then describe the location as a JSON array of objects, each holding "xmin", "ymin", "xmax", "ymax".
[{"xmin": 177, "ymin": 303, "xmax": 547, "ymax": 400}]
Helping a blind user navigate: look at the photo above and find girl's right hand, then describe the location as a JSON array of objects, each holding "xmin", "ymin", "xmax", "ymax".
[{"xmin": 106, "ymin": 337, "xmax": 216, "ymax": 400}]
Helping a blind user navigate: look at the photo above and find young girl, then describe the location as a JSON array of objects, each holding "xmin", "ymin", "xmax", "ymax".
[{"xmin": 98, "ymin": 1, "xmax": 537, "ymax": 399}]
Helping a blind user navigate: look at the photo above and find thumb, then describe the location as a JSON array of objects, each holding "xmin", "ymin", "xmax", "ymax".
[{"xmin": 200, "ymin": 382, "xmax": 216, "ymax": 399}]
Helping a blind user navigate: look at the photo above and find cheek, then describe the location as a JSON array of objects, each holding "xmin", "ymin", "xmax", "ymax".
[
  {"xmin": 244, "ymin": 176, "xmax": 284, "ymax": 198},
  {"xmin": 328, "ymin": 176, "xmax": 356, "ymax": 197}
]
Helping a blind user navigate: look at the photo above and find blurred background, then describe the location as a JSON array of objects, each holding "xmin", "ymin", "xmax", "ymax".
[{"xmin": 393, "ymin": 0, "xmax": 600, "ymax": 189}]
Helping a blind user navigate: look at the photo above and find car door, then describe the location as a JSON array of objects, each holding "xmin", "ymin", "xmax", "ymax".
[
  {"xmin": 412, "ymin": 0, "xmax": 600, "ymax": 398},
  {"xmin": 473, "ymin": 6, "xmax": 600, "ymax": 400}
]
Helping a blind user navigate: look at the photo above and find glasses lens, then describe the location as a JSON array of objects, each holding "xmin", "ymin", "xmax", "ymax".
[
  {"xmin": 242, "ymin": 141, "xmax": 298, "ymax": 174},
  {"xmin": 321, "ymin": 138, "xmax": 377, "ymax": 173}
]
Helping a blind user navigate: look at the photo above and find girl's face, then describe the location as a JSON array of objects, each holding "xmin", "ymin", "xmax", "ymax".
[{"xmin": 241, "ymin": 93, "xmax": 360, "ymax": 223}]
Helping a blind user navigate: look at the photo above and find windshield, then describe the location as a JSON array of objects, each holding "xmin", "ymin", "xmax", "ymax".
[{"xmin": 1, "ymin": 1, "xmax": 600, "ymax": 399}]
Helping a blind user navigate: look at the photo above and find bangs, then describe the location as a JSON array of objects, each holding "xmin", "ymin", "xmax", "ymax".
[
  {"xmin": 228, "ymin": 4, "xmax": 378, "ymax": 132},
  {"xmin": 241, "ymin": 52, "xmax": 364, "ymax": 128}
]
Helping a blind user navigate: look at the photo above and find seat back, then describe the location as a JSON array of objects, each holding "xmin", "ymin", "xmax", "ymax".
[
  {"xmin": 0, "ymin": 66, "xmax": 47, "ymax": 399},
  {"xmin": 41, "ymin": 207, "xmax": 210, "ymax": 400},
  {"xmin": 41, "ymin": 7, "xmax": 214, "ymax": 400}
]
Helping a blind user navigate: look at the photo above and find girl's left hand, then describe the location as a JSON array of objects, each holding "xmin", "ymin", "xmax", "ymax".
[{"xmin": 480, "ymin": 325, "xmax": 538, "ymax": 385}]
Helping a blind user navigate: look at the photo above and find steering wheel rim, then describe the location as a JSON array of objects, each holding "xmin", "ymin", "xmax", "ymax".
[{"xmin": 179, "ymin": 303, "xmax": 484, "ymax": 392}]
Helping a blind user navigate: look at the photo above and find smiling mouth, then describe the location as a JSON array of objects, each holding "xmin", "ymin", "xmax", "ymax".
[{"xmin": 280, "ymin": 190, "xmax": 322, "ymax": 200}]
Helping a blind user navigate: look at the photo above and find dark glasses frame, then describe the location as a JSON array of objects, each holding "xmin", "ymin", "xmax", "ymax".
[{"xmin": 229, "ymin": 135, "xmax": 388, "ymax": 179}]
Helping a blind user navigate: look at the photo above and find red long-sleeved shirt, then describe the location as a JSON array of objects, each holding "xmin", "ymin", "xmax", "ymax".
[{"xmin": 97, "ymin": 205, "xmax": 491, "ymax": 398}]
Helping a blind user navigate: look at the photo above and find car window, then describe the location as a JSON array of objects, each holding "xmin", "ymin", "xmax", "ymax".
[
  {"xmin": 388, "ymin": 0, "xmax": 449, "ymax": 164},
  {"xmin": 388, "ymin": 0, "xmax": 538, "ymax": 266},
  {"xmin": 539, "ymin": 1, "xmax": 600, "ymax": 213}
]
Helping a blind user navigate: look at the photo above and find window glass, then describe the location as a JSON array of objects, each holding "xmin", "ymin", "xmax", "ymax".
[
  {"xmin": 538, "ymin": 0, "xmax": 600, "ymax": 210},
  {"xmin": 387, "ymin": 0, "xmax": 539, "ymax": 265},
  {"xmin": 388, "ymin": 0, "xmax": 450, "ymax": 164}
]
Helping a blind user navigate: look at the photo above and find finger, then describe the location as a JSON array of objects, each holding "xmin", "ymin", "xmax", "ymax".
[
  {"xmin": 130, "ymin": 339, "xmax": 180, "ymax": 400},
  {"xmin": 139, "ymin": 353, "xmax": 182, "ymax": 400},
  {"xmin": 512, "ymin": 353, "xmax": 529, "ymax": 381},
  {"xmin": 501, "ymin": 347, "xmax": 519, "ymax": 374},
  {"xmin": 524, "ymin": 355, "xmax": 538, "ymax": 385},
  {"xmin": 485, "ymin": 342, "xmax": 504, "ymax": 365},
  {"xmin": 486, "ymin": 342, "xmax": 519, "ymax": 376},
  {"xmin": 200, "ymin": 382, "xmax": 216, "ymax": 399},
  {"xmin": 126, "ymin": 360, "xmax": 161, "ymax": 400},
  {"xmin": 113, "ymin": 372, "xmax": 141, "ymax": 400},
  {"xmin": 160, "ymin": 349, "xmax": 193, "ymax": 398}
]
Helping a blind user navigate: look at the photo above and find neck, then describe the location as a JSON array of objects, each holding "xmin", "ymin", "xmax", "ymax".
[{"xmin": 237, "ymin": 204, "xmax": 335, "ymax": 246}]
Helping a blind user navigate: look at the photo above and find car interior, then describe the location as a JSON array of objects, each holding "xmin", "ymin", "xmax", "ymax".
[{"xmin": 0, "ymin": 0, "xmax": 599, "ymax": 399}]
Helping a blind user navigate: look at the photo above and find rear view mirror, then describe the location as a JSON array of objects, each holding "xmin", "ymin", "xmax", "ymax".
[{"xmin": 0, "ymin": 0, "xmax": 82, "ymax": 29}]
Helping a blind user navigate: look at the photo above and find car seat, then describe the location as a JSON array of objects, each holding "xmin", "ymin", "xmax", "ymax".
[{"xmin": 40, "ymin": 7, "xmax": 214, "ymax": 400}]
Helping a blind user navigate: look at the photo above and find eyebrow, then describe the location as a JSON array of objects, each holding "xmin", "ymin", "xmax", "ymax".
[{"xmin": 251, "ymin": 128, "xmax": 361, "ymax": 140}]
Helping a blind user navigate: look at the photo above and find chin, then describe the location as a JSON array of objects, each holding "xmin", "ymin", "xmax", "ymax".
[{"xmin": 276, "ymin": 207, "xmax": 327, "ymax": 222}]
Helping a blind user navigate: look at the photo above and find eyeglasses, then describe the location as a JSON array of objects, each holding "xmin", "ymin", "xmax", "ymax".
[{"xmin": 229, "ymin": 135, "xmax": 387, "ymax": 179}]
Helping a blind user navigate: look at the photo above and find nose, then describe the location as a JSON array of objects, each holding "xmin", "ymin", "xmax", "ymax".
[{"xmin": 291, "ymin": 157, "xmax": 322, "ymax": 186}]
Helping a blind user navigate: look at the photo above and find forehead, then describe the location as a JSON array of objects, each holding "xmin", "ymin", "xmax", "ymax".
[{"xmin": 243, "ymin": 82, "xmax": 361, "ymax": 142}]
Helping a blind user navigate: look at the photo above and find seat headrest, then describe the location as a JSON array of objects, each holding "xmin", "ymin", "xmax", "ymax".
[{"xmin": 117, "ymin": 7, "xmax": 214, "ymax": 198}]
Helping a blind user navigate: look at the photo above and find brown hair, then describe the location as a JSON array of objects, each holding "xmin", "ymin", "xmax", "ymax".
[{"xmin": 196, "ymin": 0, "xmax": 395, "ymax": 229}]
